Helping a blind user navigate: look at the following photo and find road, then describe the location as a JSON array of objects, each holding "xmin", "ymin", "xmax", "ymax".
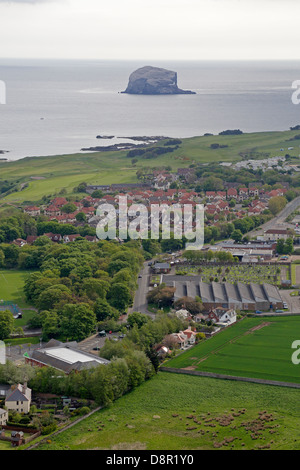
[
  {"xmin": 130, "ymin": 262, "xmax": 154, "ymax": 317},
  {"xmin": 249, "ymin": 195, "xmax": 300, "ymax": 237}
]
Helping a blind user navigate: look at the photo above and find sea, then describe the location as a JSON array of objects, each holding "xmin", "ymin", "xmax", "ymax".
[{"xmin": 0, "ymin": 59, "xmax": 300, "ymax": 161}]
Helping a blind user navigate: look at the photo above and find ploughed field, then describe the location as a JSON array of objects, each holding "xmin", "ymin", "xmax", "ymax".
[{"xmin": 166, "ymin": 316, "xmax": 300, "ymax": 384}]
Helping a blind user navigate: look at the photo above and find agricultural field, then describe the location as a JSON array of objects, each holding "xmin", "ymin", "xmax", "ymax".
[
  {"xmin": 1, "ymin": 129, "xmax": 300, "ymax": 204},
  {"xmin": 175, "ymin": 264, "xmax": 288, "ymax": 286},
  {"xmin": 166, "ymin": 316, "xmax": 300, "ymax": 384},
  {"xmin": 34, "ymin": 372, "xmax": 300, "ymax": 451}
]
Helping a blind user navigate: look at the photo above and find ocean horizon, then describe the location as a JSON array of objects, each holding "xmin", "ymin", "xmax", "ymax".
[{"xmin": 0, "ymin": 59, "xmax": 299, "ymax": 161}]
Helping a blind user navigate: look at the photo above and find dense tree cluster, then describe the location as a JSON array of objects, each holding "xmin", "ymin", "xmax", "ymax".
[{"xmin": 24, "ymin": 239, "xmax": 144, "ymax": 341}]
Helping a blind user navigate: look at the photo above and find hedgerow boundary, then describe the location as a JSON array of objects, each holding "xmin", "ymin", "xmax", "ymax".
[{"xmin": 159, "ymin": 367, "xmax": 300, "ymax": 389}]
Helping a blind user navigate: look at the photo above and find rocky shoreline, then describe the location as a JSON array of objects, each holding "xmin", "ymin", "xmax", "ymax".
[{"xmin": 81, "ymin": 135, "xmax": 169, "ymax": 152}]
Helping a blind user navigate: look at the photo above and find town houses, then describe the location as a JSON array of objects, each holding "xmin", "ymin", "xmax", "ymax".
[{"xmin": 17, "ymin": 178, "xmax": 290, "ymax": 250}]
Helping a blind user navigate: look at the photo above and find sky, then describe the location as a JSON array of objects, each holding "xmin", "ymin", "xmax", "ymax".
[{"xmin": 0, "ymin": 0, "xmax": 300, "ymax": 60}]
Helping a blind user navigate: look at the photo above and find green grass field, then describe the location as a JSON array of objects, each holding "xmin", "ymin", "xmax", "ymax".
[
  {"xmin": 0, "ymin": 270, "xmax": 32, "ymax": 308},
  {"xmin": 0, "ymin": 270, "xmax": 37, "ymax": 331},
  {"xmin": 33, "ymin": 372, "xmax": 300, "ymax": 451},
  {"xmin": 166, "ymin": 316, "xmax": 300, "ymax": 384},
  {"xmin": 1, "ymin": 129, "xmax": 300, "ymax": 203}
]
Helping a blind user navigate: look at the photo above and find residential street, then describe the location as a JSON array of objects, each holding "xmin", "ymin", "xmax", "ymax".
[
  {"xmin": 130, "ymin": 262, "xmax": 153, "ymax": 317},
  {"xmin": 250, "ymin": 195, "xmax": 300, "ymax": 238}
]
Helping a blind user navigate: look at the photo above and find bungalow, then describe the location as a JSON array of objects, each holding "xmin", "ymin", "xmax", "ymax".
[
  {"xmin": 13, "ymin": 239, "xmax": 27, "ymax": 248},
  {"xmin": 155, "ymin": 345, "xmax": 170, "ymax": 357},
  {"xmin": 44, "ymin": 233, "xmax": 62, "ymax": 243},
  {"xmin": 152, "ymin": 263, "xmax": 171, "ymax": 274},
  {"xmin": 26, "ymin": 235, "xmax": 38, "ymax": 245},
  {"xmin": 85, "ymin": 235, "xmax": 98, "ymax": 243},
  {"xmin": 63, "ymin": 234, "xmax": 81, "ymax": 243}
]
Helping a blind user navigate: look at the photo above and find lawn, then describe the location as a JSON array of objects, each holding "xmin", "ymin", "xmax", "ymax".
[
  {"xmin": 34, "ymin": 372, "xmax": 300, "ymax": 451},
  {"xmin": 0, "ymin": 270, "xmax": 33, "ymax": 309},
  {"xmin": 166, "ymin": 316, "xmax": 300, "ymax": 384}
]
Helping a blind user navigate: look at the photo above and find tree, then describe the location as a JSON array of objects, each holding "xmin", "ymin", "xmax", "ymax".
[
  {"xmin": 276, "ymin": 239, "xmax": 285, "ymax": 255},
  {"xmin": 107, "ymin": 283, "xmax": 132, "ymax": 311},
  {"xmin": 268, "ymin": 196, "xmax": 287, "ymax": 216},
  {"xmin": 40, "ymin": 311, "xmax": 60, "ymax": 340},
  {"xmin": 76, "ymin": 212, "xmax": 87, "ymax": 223},
  {"xmin": 0, "ymin": 310, "xmax": 14, "ymax": 340},
  {"xmin": 94, "ymin": 298, "xmax": 119, "ymax": 322},
  {"xmin": 74, "ymin": 182, "xmax": 88, "ymax": 193},
  {"xmin": 147, "ymin": 284, "xmax": 176, "ymax": 308},
  {"xmin": 59, "ymin": 303, "xmax": 97, "ymax": 341},
  {"xmin": 91, "ymin": 190, "xmax": 104, "ymax": 199},
  {"xmin": 231, "ymin": 229, "xmax": 243, "ymax": 243},
  {"xmin": 174, "ymin": 296, "xmax": 203, "ymax": 315},
  {"xmin": 127, "ymin": 312, "xmax": 149, "ymax": 329},
  {"xmin": 284, "ymin": 238, "xmax": 294, "ymax": 255},
  {"xmin": 37, "ymin": 285, "xmax": 73, "ymax": 311},
  {"xmin": 61, "ymin": 203, "xmax": 77, "ymax": 214},
  {"xmin": 82, "ymin": 278, "xmax": 110, "ymax": 300}
]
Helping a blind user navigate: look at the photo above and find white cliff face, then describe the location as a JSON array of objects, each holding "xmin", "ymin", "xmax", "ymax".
[{"xmin": 122, "ymin": 66, "xmax": 196, "ymax": 95}]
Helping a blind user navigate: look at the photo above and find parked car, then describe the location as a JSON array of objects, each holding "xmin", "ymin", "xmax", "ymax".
[
  {"xmin": 98, "ymin": 330, "xmax": 107, "ymax": 337},
  {"xmin": 275, "ymin": 309, "xmax": 284, "ymax": 313},
  {"xmin": 256, "ymin": 310, "xmax": 262, "ymax": 314}
]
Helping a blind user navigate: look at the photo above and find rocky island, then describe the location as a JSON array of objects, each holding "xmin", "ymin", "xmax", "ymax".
[{"xmin": 122, "ymin": 66, "xmax": 196, "ymax": 95}]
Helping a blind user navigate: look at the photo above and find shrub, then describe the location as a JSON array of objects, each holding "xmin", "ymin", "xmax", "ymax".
[
  {"xmin": 79, "ymin": 406, "xmax": 90, "ymax": 416},
  {"xmin": 42, "ymin": 423, "xmax": 57, "ymax": 435}
]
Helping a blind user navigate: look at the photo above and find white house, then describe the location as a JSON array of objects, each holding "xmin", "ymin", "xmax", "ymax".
[
  {"xmin": 208, "ymin": 308, "xmax": 237, "ymax": 327},
  {"xmin": 5, "ymin": 384, "xmax": 32, "ymax": 415}
]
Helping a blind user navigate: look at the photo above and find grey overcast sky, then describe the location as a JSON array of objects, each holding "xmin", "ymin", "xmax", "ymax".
[{"xmin": 0, "ymin": 0, "xmax": 299, "ymax": 60}]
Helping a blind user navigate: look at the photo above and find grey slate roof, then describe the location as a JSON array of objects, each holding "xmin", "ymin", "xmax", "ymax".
[
  {"xmin": 5, "ymin": 388, "xmax": 29, "ymax": 402},
  {"xmin": 162, "ymin": 275, "xmax": 283, "ymax": 308},
  {"xmin": 28, "ymin": 341, "xmax": 110, "ymax": 374}
]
